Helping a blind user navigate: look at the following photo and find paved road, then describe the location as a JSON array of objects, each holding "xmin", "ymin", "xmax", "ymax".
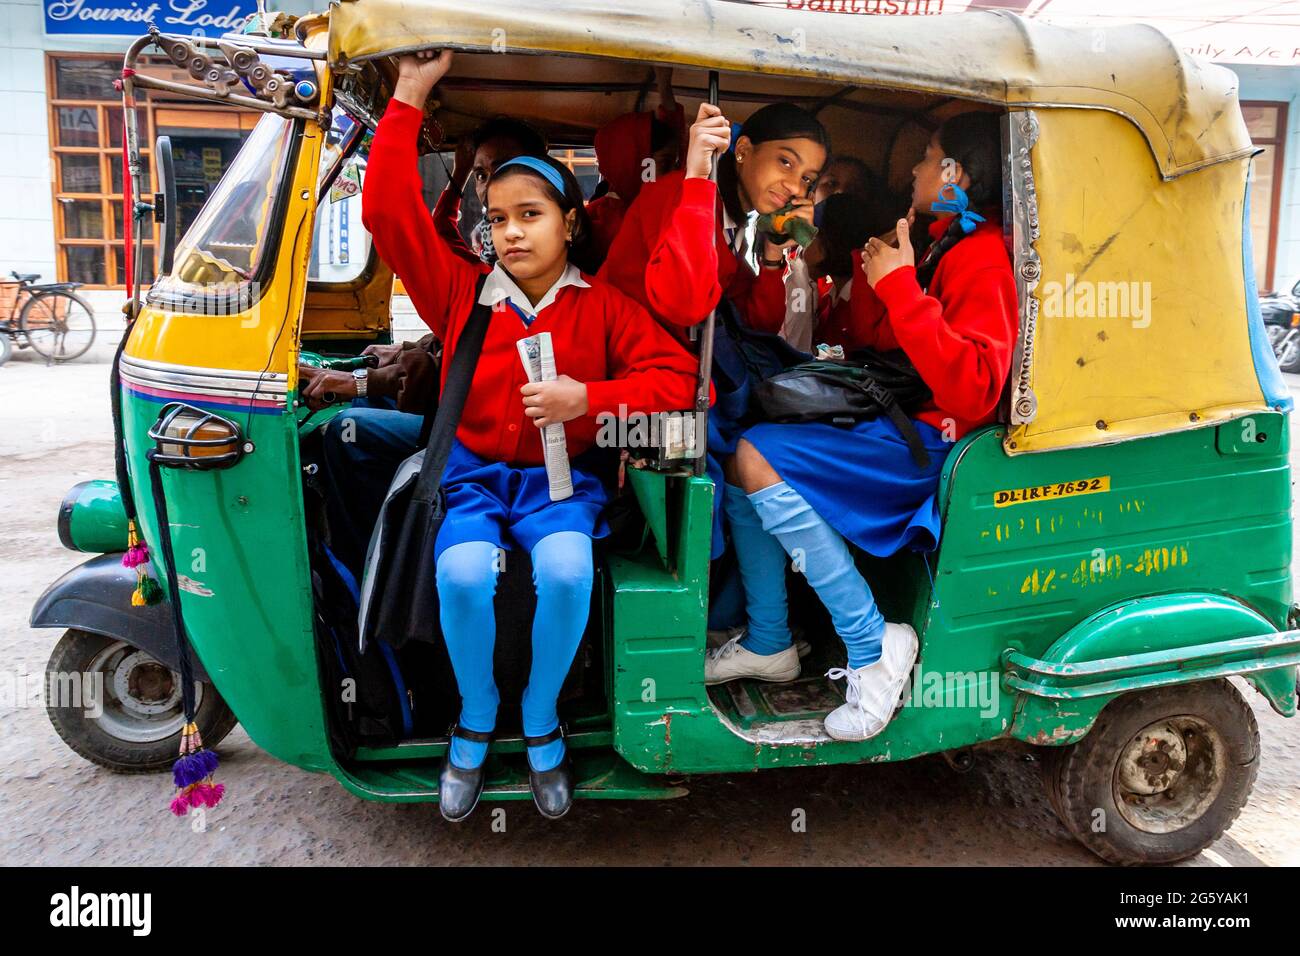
[{"xmin": 1, "ymin": 348, "xmax": 1296, "ymax": 866}]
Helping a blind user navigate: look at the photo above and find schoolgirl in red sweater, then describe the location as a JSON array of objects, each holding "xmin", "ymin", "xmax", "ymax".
[
  {"xmin": 599, "ymin": 100, "xmax": 830, "ymax": 564},
  {"xmin": 599, "ymin": 100, "xmax": 828, "ymax": 338},
  {"xmin": 711, "ymin": 113, "xmax": 1018, "ymax": 744},
  {"xmin": 433, "ymin": 116, "xmax": 550, "ymax": 265},
  {"xmin": 363, "ymin": 51, "xmax": 698, "ymax": 821},
  {"xmin": 586, "ymin": 67, "xmax": 685, "ymax": 266}
]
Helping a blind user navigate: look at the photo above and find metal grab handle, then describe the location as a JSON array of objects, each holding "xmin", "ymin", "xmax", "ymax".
[{"xmin": 692, "ymin": 70, "xmax": 721, "ymax": 477}]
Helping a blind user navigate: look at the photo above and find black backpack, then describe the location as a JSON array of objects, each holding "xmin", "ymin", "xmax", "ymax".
[{"xmin": 752, "ymin": 349, "xmax": 934, "ymax": 467}]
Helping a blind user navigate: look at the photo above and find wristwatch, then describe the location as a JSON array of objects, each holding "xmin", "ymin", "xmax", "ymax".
[{"xmin": 352, "ymin": 367, "xmax": 369, "ymax": 398}]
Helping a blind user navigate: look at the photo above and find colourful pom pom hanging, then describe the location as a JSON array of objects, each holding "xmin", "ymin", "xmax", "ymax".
[
  {"xmin": 143, "ymin": 455, "xmax": 227, "ymax": 818},
  {"xmin": 123, "ymin": 519, "xmax": 163, "ymax": 606},
  {"xmin": 169, "ymin": 722, "xmax": 225, "ymax": 817}
]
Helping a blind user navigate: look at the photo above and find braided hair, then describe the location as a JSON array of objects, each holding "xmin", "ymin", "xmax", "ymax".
[{"xmin": 914, "ymin": 112, "xmax": 1001, "ymax": 291}]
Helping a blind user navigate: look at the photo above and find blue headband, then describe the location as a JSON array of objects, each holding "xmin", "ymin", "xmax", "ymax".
[{"xmin": 495, "ymin": 156, "xmax": 567, "ymax": 196}]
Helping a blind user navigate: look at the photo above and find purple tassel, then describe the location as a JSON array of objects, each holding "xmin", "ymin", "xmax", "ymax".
[
  {"xmin": 172, "ymin": 748, "xmax": 220, "ymax": 788},
  {"xmin": 122, "ymin": 544, "xmax": 149, "ymax": 569}
]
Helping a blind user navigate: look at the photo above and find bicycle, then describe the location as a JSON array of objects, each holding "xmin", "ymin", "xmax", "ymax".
[{"xmin": 0, "ymin": 271, "xmax": 97, "ymax": 366}]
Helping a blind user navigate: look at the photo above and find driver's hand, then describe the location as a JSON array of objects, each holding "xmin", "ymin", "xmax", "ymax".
[
  {"xmin": 298, "ymin": 367, "xmax": 358, "ymax": 411},
  {"xmin": 362, "ymin": 342, "xmax": 406, "ymax": 367}
]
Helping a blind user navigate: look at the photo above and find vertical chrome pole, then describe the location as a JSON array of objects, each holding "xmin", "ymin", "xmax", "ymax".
[
  {"xmin": 121, "ymin": 63, "xmax": 147, "ymax": 318},
  {"xmin": 692, "ymin": 69, "xmax": 720, "ymax": 477}
]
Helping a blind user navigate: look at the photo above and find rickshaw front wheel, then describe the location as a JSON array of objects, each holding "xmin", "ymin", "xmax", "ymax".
[
  {"xmin": 45, "ymin": 629, "xmax": 238, "ymax": 773},
  {"xmin": 1040, "ymin": 679, "xmax": 1259, "ymax": 865}
]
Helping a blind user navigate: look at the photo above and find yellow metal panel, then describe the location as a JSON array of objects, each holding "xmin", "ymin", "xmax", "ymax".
[
  {"xmin": 124, "ymin": 121, "xmax": 325, "ymax": 387},
  {"xmin": 326, "ymin": 0, "xmax": 1252, "ymax": 179},
  {"xmin": 1006, "ymin": 108, "xmax": 1266, "ymax": 455}
]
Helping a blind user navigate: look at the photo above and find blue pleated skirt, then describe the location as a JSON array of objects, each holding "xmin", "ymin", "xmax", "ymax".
[
  {"xmin": 741, "ymin": 416, "xmax": 952, "ymax": 555},
  {"xmin": 433, "ymin": 440, "xmax": 610, "ymax": 562}
]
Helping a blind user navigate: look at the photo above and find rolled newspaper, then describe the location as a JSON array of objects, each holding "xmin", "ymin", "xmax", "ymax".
[{"xmin": 516, "ymin": 332, "xmax": 574, "ymax": 501}]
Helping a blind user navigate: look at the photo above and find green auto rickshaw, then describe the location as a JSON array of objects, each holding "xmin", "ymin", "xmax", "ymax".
[{"xmin": 31, "ymin": 0, "xmax": 1300, "ymax": 864}]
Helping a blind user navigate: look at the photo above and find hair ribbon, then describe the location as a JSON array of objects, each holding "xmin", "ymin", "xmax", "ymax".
[{"xmin": 930, "ymin": 182, "xmax": 985, "ymax": 234}]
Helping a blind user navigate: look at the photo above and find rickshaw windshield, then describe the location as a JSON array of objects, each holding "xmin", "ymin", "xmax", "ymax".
[{"xmin": 152, "ymin": 113, "xmax": 297, "ymax": 304}]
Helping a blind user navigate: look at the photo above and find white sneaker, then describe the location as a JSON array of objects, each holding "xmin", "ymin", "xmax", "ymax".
[
  {"xmin": 704, "ymin": 636, "xmax": 801, "ymax": 685},
  {"xmin": 706, "ymin": 625, "xmax": 746, "ymax": 649},
  {"xmin": 707, "ymin": 625, "xmax": 812, "ymax": 658},
  {"xmin": 823, "ymin": 623, "xmax": 919, "ymax": 741}
]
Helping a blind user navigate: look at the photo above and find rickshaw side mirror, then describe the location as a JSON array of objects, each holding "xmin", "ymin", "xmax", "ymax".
[{"xmin": 154, "ymin": 135, "xmax": 179, "ymax": 277}]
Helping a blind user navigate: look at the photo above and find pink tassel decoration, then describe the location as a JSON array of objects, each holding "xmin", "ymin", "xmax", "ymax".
[
  {"xmin": 121, "ymin": 520, "xmax": 151, "ymax": 568},
  {"xmin": 168, "ymin": 722, "xmax": 226, "ymax": 816}
]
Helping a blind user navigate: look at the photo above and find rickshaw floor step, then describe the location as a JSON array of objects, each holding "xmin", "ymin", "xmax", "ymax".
[
  {"xmin": 338, "ymin": 748, "xmax": 689, "ymax": 802},
  {"xmin": 710, "ymin": 674, "xmax": 846, "ymax": 732},
  {"xmin": 352, "ymin": 725, "xmax": 613, "ymax": 761}
]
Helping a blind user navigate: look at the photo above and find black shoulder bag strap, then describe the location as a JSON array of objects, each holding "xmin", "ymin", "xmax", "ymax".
[
  {"xmin": 413, "ymin": 273, "xmax": 492, "ymax": 503},
  {"xmin": 862, "ymin": 378, "xmax": 930, "ymax": 469}
]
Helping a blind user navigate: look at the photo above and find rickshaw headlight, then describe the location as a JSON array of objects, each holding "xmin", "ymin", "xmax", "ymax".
[{"xmin": 147, "ymin": 403, "xmax": 252, "ymax": 470}]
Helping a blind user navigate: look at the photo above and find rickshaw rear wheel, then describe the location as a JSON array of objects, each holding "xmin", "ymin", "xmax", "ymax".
[
  {"xmin": 1040, "ymin": 679, "xmax": 1259, "ymax": 865},
  {"xmin": 45, "ymin": 629, "xmax": 238, "ymax": 773}
]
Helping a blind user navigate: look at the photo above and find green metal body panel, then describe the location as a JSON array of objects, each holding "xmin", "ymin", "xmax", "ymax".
[
  {"xmin": 1006, "ymin": 594, "xmax": 1300, "ymax": 745},
  {"xmin": 606, "ymin": 415, "xmax": 1294, "ymax": 773},
  {"xmin": 626, "ymin": 465, "xmax": 673, "ymax": 565},
  {"xmin": 121, "ymin": 388, "xmax": 333, "ymax": 772},
  {"xmin": 61, "ymin": 479, "xmax": 129, "ymax": 553}
]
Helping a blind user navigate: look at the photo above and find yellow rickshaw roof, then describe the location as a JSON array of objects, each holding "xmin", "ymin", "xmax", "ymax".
[{"xmin": 327, "ymin": 0, "xmax": 1252, "ymax": 180}]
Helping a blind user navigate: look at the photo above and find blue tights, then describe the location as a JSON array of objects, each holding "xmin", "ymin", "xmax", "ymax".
[
  {"xmin": 436, "ymin": 531, "xmax": 593, "ymax": 773},
  {"xmin": 727, "ymin": 481, "xmax": 885, "ymax": 668}
]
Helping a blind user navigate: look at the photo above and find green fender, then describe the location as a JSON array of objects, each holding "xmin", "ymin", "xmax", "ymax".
[{"xmin": 1006, "ymin": 592, "xmax": 1300, "ymax": 746}]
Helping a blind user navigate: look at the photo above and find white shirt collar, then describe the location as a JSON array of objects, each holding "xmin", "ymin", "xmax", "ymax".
[
  {"xmin": 721, "ymin": 200, "xmax": 737, "ymax": 236},
  {"xmin": 836, "ymin": 277, "xmax": 854, "ymax": 304},
  {"xmin": 478, "ymin": 262, "xmax": 590, "ymax": 318},
  {"xmin": 711, "ymin": 173, "xmax": 761, "ymax": 274}
]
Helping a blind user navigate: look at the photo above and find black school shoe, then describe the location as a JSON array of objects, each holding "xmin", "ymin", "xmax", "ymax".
[
  {"xmin": 438, "ymin": 724, "xmax": 494, "ymax": 822},
  {"xmin": 525, "ymin": 726, "xmax": 574, "ymax": 820}
]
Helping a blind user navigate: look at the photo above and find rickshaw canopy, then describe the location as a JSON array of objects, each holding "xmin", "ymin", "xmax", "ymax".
[{"xmin": 327, "ymin": 0, "xmax": 1253, "ymax": 180}]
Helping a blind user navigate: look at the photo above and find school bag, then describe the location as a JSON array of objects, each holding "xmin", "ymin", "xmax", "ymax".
[
  {"xmin": 358, "ymin": 274, "xmax": 492, "ymax": 651},
  {"xmin": 752, "ymin": 350, "xmax": 933, "ymax": 467},
  {"xmin": 748, "ymin": 218, "xmax": 982, "ymax": 468}
]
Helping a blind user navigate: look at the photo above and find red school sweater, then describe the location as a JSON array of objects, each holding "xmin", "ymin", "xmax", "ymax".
[
  {"xmin": 362, "ymin": 98, "xmax": 700, "ymax": 467},
  {"xmin": 430, "ymin": 187, "xmax": 483, "ymax": 266},
  {"xmin": 597, "ymin": 168, "xmax": 787, "ymax": 337},
  {"xmin": 840, "ymin": 217, "xmax": 1018, "ymax": 440},
  {"xmin": 587, "ymin": 103, "xmax": 685, "ymax": 262}
]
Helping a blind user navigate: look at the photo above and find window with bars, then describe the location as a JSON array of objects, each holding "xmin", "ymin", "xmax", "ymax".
[
  {"xmin": 47, "ymin": 54, "xmax": 261, "ymax": 289},
  {"xmin": 552, "ymin": 147, "xmax": 601, "ymax": 199},
  {"xmin": 48, "ymin": 56, "xmax": 156, "ymax": 288}
]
